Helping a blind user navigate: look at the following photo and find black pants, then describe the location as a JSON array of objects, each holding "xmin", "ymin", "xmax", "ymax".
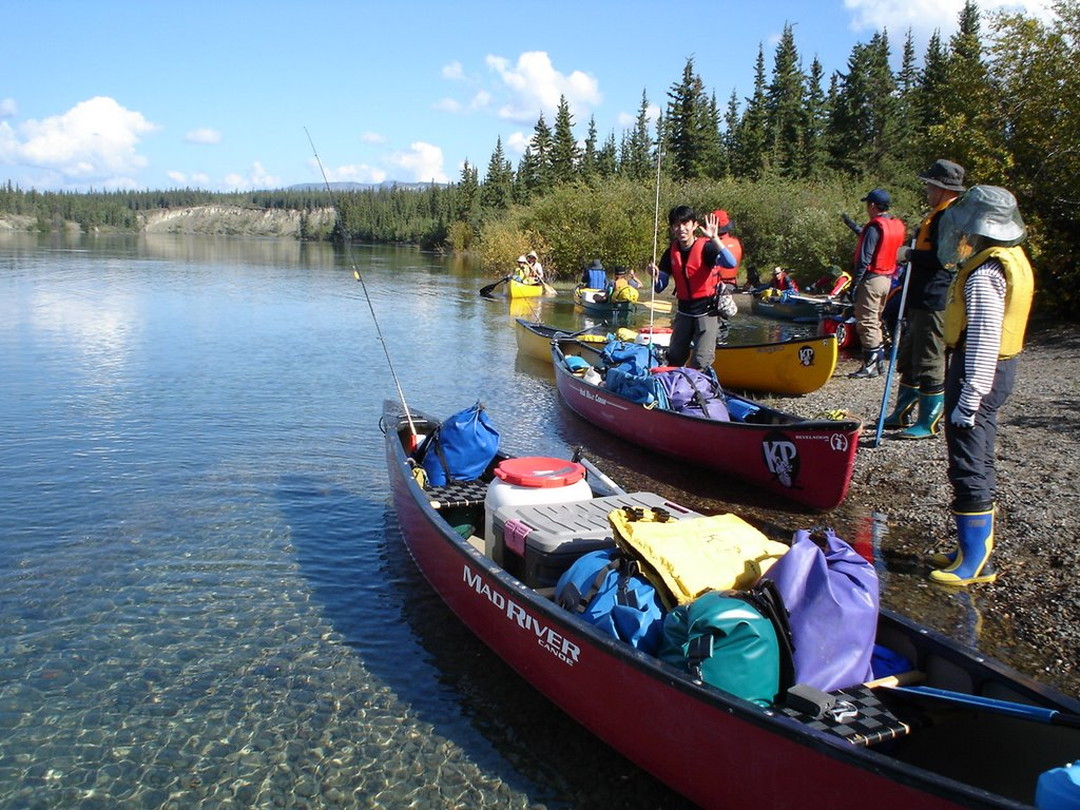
[{"xmin": 944, "ymin": 348, "xmax": 1018, "ymax": 512}]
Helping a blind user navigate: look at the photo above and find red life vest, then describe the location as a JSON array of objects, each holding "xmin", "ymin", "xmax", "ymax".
[
  {"xmin": 669, "ymin": 237, "xmax": 718, "ymax": 300},
  {"xmin": 717, "ymin": 235, "xmax": 742, "ymax": 285},
  {"xmin": 854, "ymin": 215, "xmax": 906, "ymax": 275}
]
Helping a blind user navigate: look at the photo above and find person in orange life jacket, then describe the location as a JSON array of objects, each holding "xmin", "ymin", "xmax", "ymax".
[
  {"xmin": 768, "ymin": 266, "xmax": 799, "ymax": 292},
  {"xmin": 847, "ymin": 188, "xmax": 907, "ymax": 379},
  {"xmin": 711, "ymin": 209, "xmax": 743, "ymax": 287},
  {"xmin": 648, "ymin": 206, "xmax": 738, "ymax": 368},
  {"xmin": 885, "ymin": 159, "xmax": 967, "ymax": 438},
  {"xmin": 927, "ymin": 186, "xmax": 1033, "ymax": 586}
]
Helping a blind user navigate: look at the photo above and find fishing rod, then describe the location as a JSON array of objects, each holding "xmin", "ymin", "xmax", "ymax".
[
  {"xmin": 303, "ymin": 127, "xmax": 419, "ymax": 447},
  {"xmin": 648, "ymin": 139, "xmax": 663, "ymax": 333}
]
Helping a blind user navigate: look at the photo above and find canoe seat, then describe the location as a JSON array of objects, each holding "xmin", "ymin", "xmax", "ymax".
[
  {"xmin": 427, "ymin": 480, "xmax": 490, "ymax": 510},
  {"xmin": 781, "ymin": 685, "xmax": 922, "ymax": 747}
]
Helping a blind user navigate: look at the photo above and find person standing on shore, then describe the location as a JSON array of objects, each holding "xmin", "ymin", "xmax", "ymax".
[
  {"xmin": 847, "ymin": 189, "xmax": 907, "ymax": 379},
  {"xmin": 648, "ymin": 206, "xmax": 737, "ymax": 369},
  {"xmin": 885, "ymin": 160, "xmax": 967, "ymax": 438},
  {"xmin": 929, "ymin": 186, "xmax": 1034, "ymax": 586}
]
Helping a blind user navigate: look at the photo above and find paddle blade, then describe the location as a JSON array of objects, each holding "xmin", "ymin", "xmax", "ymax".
[{"xmin": 479, "ymin": 275, "xmax": 510, "ymax": 297}]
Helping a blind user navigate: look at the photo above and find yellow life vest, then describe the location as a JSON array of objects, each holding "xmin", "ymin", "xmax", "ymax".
[
  {"xmin": 608, "ymin": 508, "xmax": 789, "ymax": 609},
  {"xmin": 943, "ymin": 244, "xmax": 1034, "ymax": 358}
]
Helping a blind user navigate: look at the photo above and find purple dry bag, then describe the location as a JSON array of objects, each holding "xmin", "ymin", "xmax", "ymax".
[{"xmin": 762, "ymin": 528, "xmax": 879, "ymax": 692}]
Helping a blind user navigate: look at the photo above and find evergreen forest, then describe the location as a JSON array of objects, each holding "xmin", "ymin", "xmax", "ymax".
[{"xmin": 2, "ymin": 1, "xmax": 1077, "ymax": 317}]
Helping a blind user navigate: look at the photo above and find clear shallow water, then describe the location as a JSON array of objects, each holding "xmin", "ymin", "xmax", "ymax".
[
  {"xmin": 0, "ymin": 234, "xmax": 692, "ymax": 809},
  {"xmin": 0, "ymin": 233, "xmax": 1059, "ymax": 809}
]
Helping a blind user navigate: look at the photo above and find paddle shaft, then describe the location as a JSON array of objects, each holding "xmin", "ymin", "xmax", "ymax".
[
  {"xmin": 885, "ymin": 685, "xmax": 1080, "ymax": 729},
  {"xmin": 872, "ymin": 239, "xmax": 915, "ymax": 447}
]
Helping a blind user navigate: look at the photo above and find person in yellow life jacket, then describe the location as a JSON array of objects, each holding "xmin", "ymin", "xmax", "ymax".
[
  {"xmin": 609, "ymin": 266, "xmax": 641, "ymax": 303},
  {"xmin": 885, "ymin": 159, "xmax": 967, "ymax": 439},
  {"xmin": 927, "ymin": 186, "xmax": 1034, "ymax": 586},
  {"xmin": 847, "ymin": 188, "xmax": 907, "ymax": 379},
  {"xmin": 711, "ymin": 209, "xmax": 742, "ymax": 288}
]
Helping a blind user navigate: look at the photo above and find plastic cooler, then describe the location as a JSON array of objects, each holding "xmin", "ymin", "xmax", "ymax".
[
  {"xmin": 492, "ymin": 492, "xmax": 704, "ymax": 589},
  {"xmin": 483, "ymin": 457, "xmax": 593, "ymax": 561}
]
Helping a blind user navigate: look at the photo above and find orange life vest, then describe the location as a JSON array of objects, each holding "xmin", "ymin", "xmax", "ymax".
[
  {"xmin": 717, "ymin": 235, "xmax": 742, "ymax": 285},
  {"xmin": 669, "ymin": 238, "xmax": 718, "ymax": 300}
]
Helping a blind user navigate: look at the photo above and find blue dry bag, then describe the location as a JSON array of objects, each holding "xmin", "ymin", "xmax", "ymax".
[
  {"xmin": 555, "ymin": 548, "xmax": 665, "ymax": 654},
  {"xmin": 420, "ymin": 402, "xmax": 500, "ymax": 487}
]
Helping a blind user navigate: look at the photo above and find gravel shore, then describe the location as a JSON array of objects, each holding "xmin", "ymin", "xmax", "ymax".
[{"xmin": 754, "ymin": 311, "xmax": 1080, "ymax": 696}]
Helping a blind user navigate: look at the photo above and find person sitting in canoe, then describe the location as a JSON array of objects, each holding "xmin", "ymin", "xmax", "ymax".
[
  {"xmin": 514, "ymin": 255, "xmax": 541, "ymax": 285},
  {"xmin": 593, "ymin": 266, "xmax": 642, "ymax": 303},
  {"xmin": 807, "ymin": 265, "xmax": 853, "ymax": 298},
  {"xmin": 648, "ymin": 206, "xmax": 738, "ymax": 369},
  {"xmin": 524, "ymin": 251, "xmax": 545, "ymax": 282}
]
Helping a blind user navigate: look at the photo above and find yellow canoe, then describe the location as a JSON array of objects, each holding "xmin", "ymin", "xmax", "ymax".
[{"xmin": 515, "ymin": 319, "xmax": 838, "ymax": 395}]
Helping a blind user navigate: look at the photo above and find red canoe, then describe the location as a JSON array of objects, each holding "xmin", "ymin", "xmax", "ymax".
[
  {"xmin": 550, "ymin": 339, "xmax": 861, "ymax": 510},
  {"xmin": 383, "ymin": 399, "xmax": 1080, "ymax": 810}
]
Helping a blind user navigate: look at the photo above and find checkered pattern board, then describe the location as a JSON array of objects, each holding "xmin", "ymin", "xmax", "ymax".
[
  {"xmin": 781, "ymin": 685, "xmax": 918, "ymax": 746},
  {"xmin": 426, "ymin": 479, "xmax": 490, "ymax": 509}
]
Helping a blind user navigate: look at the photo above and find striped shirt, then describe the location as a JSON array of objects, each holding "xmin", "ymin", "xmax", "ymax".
[{"xmin": 959, "ymin": 259, "xmax": 1007, "ymax": 413}]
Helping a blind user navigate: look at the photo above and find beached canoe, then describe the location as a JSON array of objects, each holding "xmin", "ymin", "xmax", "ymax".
[
  {"xmin": 515, "ymin": 319, "xmax": 838, "ymax": 396},
  {"xmin": 751, "ymin": 291, "xmax": 832, "ymax": 322},
  {"xmin": 550, "ymin": 339, "xmax": 860, "ymax": 510},
  {"xmin": 384, "ymin": 398, "xmax": 1080, "ymax": 810}
]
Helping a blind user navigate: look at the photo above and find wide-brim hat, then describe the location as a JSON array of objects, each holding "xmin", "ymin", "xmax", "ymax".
[
  {"xmin": 526, "ymin": 251, "xmax": 538, "ymax": 260},
  {"xmin": 516, "ymin": 255, "xmax": 528, "ymax": 264},
  {"xmin": 919, "ymin": 159, "xmax": 966, "ymax": 192},
  {"xmin": 945, "ymin": 185, "xmax": 1026, "ymax": 244}
]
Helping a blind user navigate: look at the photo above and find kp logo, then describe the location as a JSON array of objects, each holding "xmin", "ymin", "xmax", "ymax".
[
  {"xmin": 798, "ymin": 346, "xmax": 815, "ymax": 367},
  {"xmin": 761, "ymin": 431, "xmax": 800, "ymax": 488}
]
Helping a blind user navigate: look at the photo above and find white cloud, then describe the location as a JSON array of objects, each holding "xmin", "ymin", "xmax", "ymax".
[
  {"xmin": 388, "ymin": 141, "xmax": 447, "ymax": 183},
  {"xmin": 442, "ymin": 61, "xmax": 465, "ymax": 80},
  {"xmin": 223, "ymin": 161, "xmax": 281, "ymax": 191},
  {"xmin": 843, "ymin": 0, "xmax": 1055, "ymax": 34},
  {"xmin": 185, "ymin": 127, "xmax": 221, "ymax": 144},
  {"xmin": 485, "ymin": 51, "xmax": 602, "ymax": 123},
  {"xmin": 312, "ymin": 157, "xmax": 387, "ymax": 185},
  {"xmin": 0, "ymin": 98, "xmax": 16, "ymax": 118},
  {"xmin": 360, "ymin": 131, "xmax": 385, "ymax": 144},
  {"xmin": 433, "ymin": 98, "xmax": 463, "ymax": 114},
  {"xmin": 0, "ymin": 96, "xmax": 157, "ymax": 187},
  {"xmin": 506, "ymin": 131, "xmax": 530, "ymax": 157}
]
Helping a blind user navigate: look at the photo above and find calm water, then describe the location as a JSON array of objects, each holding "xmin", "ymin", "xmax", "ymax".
[{"xmin": 0, "ymin": 233, "xmax": 1061, "ymax": 809}]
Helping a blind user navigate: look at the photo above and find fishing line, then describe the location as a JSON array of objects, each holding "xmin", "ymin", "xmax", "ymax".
[{"xmin": 304, "ymin": 127, "xmax": 418, "ymax": 444}]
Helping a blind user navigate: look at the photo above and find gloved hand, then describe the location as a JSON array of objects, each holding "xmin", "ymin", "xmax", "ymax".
[{"xmin": 950, "ymin": 404, "xmax": 977, "ymax": 429}]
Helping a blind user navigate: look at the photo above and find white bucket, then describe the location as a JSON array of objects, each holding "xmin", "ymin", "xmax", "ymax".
[
  {"xmin": 634, "ymin": 326, "xmax": 672, "ymax": 348},
  {"xmin": 483, "ymin": 457, "xmax": 592, "ymax": 557}
]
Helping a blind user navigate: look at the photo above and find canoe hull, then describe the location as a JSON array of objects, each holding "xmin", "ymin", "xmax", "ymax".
[
  {"xmin": 515, "ymin": 319, "xmax": 837, "ymax": 395},
  {"xmin": 751, "ymin": 294, "xmax": 829, "ymax": 322},
  {"xmin": 384, "ymin": 401, "xmax": 1079, "ymax": 809},
  {"xmin": 712, "ymin": 335, "xmax": 838, "ymax": 395},
  {"xmin": 508, "ymin": 278, "xmax": 545, "ymax": 298},
  {"xmin": 551, "ymin": 342, "xmax": 860, "ymax": 509}
]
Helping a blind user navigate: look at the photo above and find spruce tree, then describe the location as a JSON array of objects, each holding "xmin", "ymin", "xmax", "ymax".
[{"xmin": 551, "ymin": 96, "xmax": 580, "ymax": 185}]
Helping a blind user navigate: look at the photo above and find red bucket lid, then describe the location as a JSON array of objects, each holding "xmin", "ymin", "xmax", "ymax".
[
  {"xmin": 637, "ymin": 326, "xmax": 672, "ymax": 335},
  {"xmin": 494, "ymin": 457, "xmax": 586, "ymax": 488}
]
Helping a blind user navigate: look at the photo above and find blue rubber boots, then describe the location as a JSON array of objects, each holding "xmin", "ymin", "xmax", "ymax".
[
  {"xmin": 930, "ymin": 508, "xmax": 997, "ymax": 586},
  {"xmin": 899, "ymin": 391, "xmax": 945, "ymax": 440},
  {"xmin": 884, "ymin": 383, "xmax": 919, "ymax": 429}
]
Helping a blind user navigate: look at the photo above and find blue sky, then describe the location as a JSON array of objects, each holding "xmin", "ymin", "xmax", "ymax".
[{"xmin": 1, "ymin": 0, "xmax": 1052, "ymax": 193}]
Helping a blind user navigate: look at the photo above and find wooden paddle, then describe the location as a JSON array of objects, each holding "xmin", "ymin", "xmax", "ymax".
[
  {"xmin": 479, "ymin": 275, "xmax": 511, "ymax": 297},
  {"xmin": 641, "ymin": 298, "xmax": 673, "ymax": 314}
]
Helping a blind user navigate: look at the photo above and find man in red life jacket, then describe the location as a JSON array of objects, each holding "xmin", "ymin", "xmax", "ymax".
[
  {"xmin": 847, "ymin": 188, "xmax": 907, "ymax": 379},
  {"xmin": 712, "ymin": 209, "xmax": 742, "ymax": 287},
  {"xmin": 649, "ymin": 206, "xmax": 738, "ymax": 368}
]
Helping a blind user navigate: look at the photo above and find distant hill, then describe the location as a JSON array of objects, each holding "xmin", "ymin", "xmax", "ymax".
[{"xmin": 286, "ymin": 180, "xmax": 443, "ymax": 192}]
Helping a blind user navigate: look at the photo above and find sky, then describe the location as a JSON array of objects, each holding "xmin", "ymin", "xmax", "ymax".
[{"xmin": 1, "ymin": 0, "xmax": 1054, "ymax": 193}]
